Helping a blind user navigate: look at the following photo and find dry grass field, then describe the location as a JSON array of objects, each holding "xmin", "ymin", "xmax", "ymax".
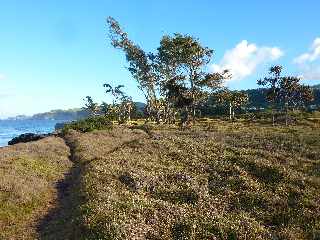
[
  {"xmin": 0, "ymin": 137, "xmax": 72, "ymax": 239},
  {"xmin": 55, "ymin": 120, "xmax": 320, "ymax": 239},
  {"xmin": 0, "ymin": 119, "xmax": 319, "ymax": 239}
]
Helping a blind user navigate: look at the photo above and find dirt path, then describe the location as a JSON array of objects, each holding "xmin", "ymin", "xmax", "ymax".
[
  {"xmin": 35, "ymin": 133, "xmax": 88, "ymax": 240},
  {"xmin": 0, "ymin": 136, "xmax": 74, "ymax": 240}
]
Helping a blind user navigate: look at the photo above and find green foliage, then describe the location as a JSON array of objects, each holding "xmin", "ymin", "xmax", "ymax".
[
  {"xmin": 100, "ymin": 101, "xmax": 111, "ymax": 116},
  {"xmin": 83, "ymin": 96, "xmax": 98, "ymax": 116},
  {"xmin": 216, "ymin": 89, "xmax": 249, "ymax": 120},
  {"xmin": 258, "ymin": 65, "xmax": 315, "ymax": 125},
  {"xmin": 107, "ymin": 17, "xmax": 230, "ymax": 124},
  {"xmin": 62, "ymin": 116, "xmax": 113, "ymax": 134},
  {"xmin": 107, "ymin": 17, "xmax": 157, "ymax": 119},
  {"xmin": 155, "ymin": 33, "xmax": 228, "ymax": 122}
]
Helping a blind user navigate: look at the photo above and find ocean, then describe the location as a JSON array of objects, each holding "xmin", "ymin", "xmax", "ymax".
[{"xmin": 0, "ymin": 119, "xmax": 64, "ymax": 147}]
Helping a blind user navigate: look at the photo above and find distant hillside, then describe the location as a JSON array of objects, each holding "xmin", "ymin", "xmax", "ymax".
[
  {"xmin": 243, "ymin": 84, "xmax": 320, "ymax": 109},
  {"xmin": 31, "ymin": 108, "xmax": 89, "ymax": 121},
  {"xmin": 6, "ymin": 102, "xmax": 146, "ymax": 121},
  {"xmin": 313, "ymin": 84, "xmax": 320, "ymax": 89}
]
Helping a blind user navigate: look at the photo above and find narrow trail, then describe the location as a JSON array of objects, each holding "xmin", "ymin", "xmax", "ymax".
[{"xmin": 36, "ymin": 136, "xmax": 82, "ymax": 240}]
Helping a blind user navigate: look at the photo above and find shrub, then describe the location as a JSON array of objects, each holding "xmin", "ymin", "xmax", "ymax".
[{"xmin": 61, "ymin": 116, "xmax": 113, "ymax": 134}]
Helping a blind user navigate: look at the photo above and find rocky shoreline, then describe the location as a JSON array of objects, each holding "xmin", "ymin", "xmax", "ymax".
[
  {"xmin": 5, "ymin": 122, "xmax": 67, "ymax": 146},
  {"xmin": 7, "ymin": 132, "xmax": 56, "ymax": 145}
]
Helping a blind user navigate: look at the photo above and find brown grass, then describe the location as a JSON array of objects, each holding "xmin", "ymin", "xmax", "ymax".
[
  {"xmin": 0, "ymin": 137, "xmax": 72, "ymax": 239},
  {"xmin": 1, "ymin": 120, "xmax": 319, "ymax": 239},
  {"xmin": 60, "ymin": 121, "xmax": 320, "ymax": 239}
]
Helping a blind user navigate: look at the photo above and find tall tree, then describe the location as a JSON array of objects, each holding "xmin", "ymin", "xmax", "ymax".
[
  {"xmin": 155, "ymin": 34, "xmax": 228, "ymax": 122},
  {"xmin": 278, "ymin": 76, "xmax": 314, "ymax": 125},
  {"xmin": 107, "ymin": 17, "xmax": 157, "ymax": 120},
  {"xmin": 162, "ymin": 34, "xmax": 213, "ymax": 121},
  {"xmin": 257, "ymin": 65, "xmax": 282, "ymax": 125}
]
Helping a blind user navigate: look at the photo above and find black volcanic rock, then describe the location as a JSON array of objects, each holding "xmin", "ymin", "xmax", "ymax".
[{"xmin": 8, "ymin": 133, "xmax": 51, "ymax": 145}]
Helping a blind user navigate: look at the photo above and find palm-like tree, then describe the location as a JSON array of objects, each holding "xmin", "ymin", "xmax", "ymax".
[
  {"xmin": 103, "ymin": 83, "xmax": 129, "ymax": 122},
  {"xmin": 103, "ymin": 83, "xmax": 125, "ymax": 105},
  {"xmin": 83, "ymin": 96, "xmax": 98, "ymax": 116}
]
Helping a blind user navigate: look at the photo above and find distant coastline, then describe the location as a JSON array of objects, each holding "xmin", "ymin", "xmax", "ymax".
[
  {"xmin": 3, "ymin": 108, "xmax": 89, "ymax": 121},
  {"xmin": 2, "ymin": 102, "xmax": 147, "ymax": 121}
]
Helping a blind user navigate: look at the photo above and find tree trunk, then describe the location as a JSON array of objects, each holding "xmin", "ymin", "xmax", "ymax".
[
  {"xmin": 285, "ymin": 95, "xmax": 289, "ymax": 126},
  {"xmin": 190, "ymin": 69, "xmax": 196, "ymax": 124},
  {"xmin": 128, "ymin": 106, "xmax": 131, "ymax": 121},
  {"xmin": 272, "ymin": 109, "xmax": 275, "ymax": 126},
  {"xmin": 285, "ymin": 102, "xmax": 288, "ymax": 126},
  {"xmin": 229, "ymin": 103, "xmax": 232, "ymax": 121},
  {"xmin": 271, "ymin": 102, "xmax": 275, "ymax": 126}
]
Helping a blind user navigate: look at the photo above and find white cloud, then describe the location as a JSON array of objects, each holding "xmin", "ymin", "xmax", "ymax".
[
  {"xmin": 211, "ymin": 40, "xmax": 284, "ymax": 81},
  {"xmin": 293, "ymin": 38, "xmax": 320, "ymax": 80},
  {"xmin": 0, "ymin": 74, "xmax": 5, "ymax": 80},
  {"xmin": 294, "ymin": 38, "xmax": 320, "ymax": 64},
  {"xmin": 295, "ymin": 64, "xmax": 320, "ymax": 81}
]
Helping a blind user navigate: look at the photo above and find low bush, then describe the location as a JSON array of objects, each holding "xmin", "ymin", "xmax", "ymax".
[{"xmin": 61, "ymin": 116, "xmax": 113, "ymax": 134}]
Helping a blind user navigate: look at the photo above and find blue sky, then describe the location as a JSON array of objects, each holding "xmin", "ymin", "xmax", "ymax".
[{"xmin": 0, "ymin": 0, "xmax": 320, "ymax": 118}]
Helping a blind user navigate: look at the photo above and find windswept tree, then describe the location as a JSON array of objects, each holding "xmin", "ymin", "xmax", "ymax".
[
  {"xmin": 217, "ymin": 89, "xmax": 249, "ymax": 120},
  {"xmin": 257, "ymin": 65, "xmax": 282, "ymax": 125},
  {"xmin": 83, "ymin": 96, "xmax": 98, "ymax": 116},
  {"xmin": 107, "ymin": 17, "xmax": 229, "ymax": 124},
  {"xmin": 107, "ymin": 17, "xmax": 157, "ymax": 120},
  {"xmin": 103, "ymin": 83, "xmax": 125, "ymax": 105}
]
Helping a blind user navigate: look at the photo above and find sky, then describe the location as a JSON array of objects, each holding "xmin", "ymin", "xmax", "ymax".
[{"xmin": 0, "ymin": 0, "xmax": 320, "ymax": 118}]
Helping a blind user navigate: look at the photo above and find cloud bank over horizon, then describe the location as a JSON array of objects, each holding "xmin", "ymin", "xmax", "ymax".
[{"xmin": 211, "ymin": 40, "xmax": 283, "ymax": 81}]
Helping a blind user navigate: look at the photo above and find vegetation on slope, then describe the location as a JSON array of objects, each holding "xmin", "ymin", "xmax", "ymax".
[
  {"xmin": 0, "ymin": 137, "xmax": 72, "ymax": 239},
  {"xmin": 50, "ymin": 120, "xmax": 320, "ymax": 239},
  {"xmin": 61, "ymin": 116, "xmax": 113, "ymax": 134}
]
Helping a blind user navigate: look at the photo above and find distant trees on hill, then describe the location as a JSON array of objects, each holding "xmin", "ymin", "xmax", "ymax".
[{"xmin": 258, "ymin": 65, "xmax": 314, "ymax": 125}]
